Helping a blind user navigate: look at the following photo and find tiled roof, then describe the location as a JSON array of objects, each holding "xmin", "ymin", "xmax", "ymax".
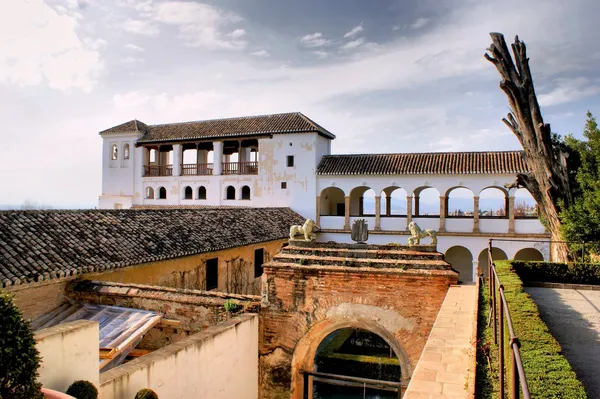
[
  {"xmin": 0, "ymin": 208, "xmax": 303, "ymax": 287},
  {"xmin": 100, "ymin": 112, "xmax": 335, "ymax": 142},
  {"xmin": 99, "ymin": 119, "xmax": 147, "ymax": 135},
  {"xmin": 316, "ymin": 151, "xmax": 528, "ymax": 175}
]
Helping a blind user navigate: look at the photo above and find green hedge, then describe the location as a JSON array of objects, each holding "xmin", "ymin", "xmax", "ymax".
[
  {"xmin": 511, "ymin": 261, "xmax": 600, "ymax": 285},
  {"xmin": 476, "ymin": 261, "xmax": 588, "ymax": 399}
]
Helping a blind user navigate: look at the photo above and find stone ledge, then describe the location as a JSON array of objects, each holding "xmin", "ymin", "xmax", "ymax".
[
  {"xmin": 35, "ymin": 319, "xmax": 98, "ymax": 342},
  {"xmin": 319, "ymin": 229, "xmax": 550, "ymax": 239}
]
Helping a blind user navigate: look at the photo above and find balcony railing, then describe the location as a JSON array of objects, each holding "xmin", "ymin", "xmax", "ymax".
[
  {"xmin": 223, "ymin": 161, "xmax": 258, "ymax": 175},
  {"xmin": 182, "ymin": 163, "xmax": 214, "ymax": 176},
  {"xmin": 144, "ymin": 165, "xmax": 173, "ymax": 177}
]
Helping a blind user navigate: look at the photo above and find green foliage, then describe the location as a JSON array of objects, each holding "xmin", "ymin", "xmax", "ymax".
[
  {"xmin": 65, "ymin": 380, "xmax": 98, "ymax": 399},
  {"xmin": 134, "ymin": 388, "xmax": 159, "ymax": 399},
  {"xmin": 561, "ymin": 112, "xmax": 600, "ymax": 246},
  {"xmin": 0, "ymin": 292, "xmax": 43, "ymax": 399},
  {"xmin": 477, "ymin": 262, "xmax": 588, "ymax": 398},
  {"xmin": 511, "ymin": 261, "xmax": 600, "ymax": 285},
  {"xmin": 223, "ymin": 299, "xmax": 241, "ymax": 313}
]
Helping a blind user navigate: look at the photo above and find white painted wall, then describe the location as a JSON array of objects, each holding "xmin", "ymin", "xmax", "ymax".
[
  {"xmin": 100, "ymin": 132, "xmax": 141, "ymax": 208},
  {"xmin": 99, "ymin": 314, "xmax": 259, "ymax": 399},
  {"xmin": 35, "ymin": 320, "xmax": 100, "ymax": 392}
]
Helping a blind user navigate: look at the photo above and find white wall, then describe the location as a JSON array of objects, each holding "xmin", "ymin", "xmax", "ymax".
[
  {"xmin": 35, "ymin": 320, "xmax": 100, "ymax": 392},
  {"xmin": 100, "ymin": 132, "xmax": 141, "ymax": 206},
  {"xmin": 99, "ymin": 314, "xmax": 259, "ymax": 399}
]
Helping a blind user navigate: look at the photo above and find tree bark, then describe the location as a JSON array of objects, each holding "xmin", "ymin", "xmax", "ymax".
[{"xmin": 485, "ymin": 33, "xmax": 570, "ymax": 262}]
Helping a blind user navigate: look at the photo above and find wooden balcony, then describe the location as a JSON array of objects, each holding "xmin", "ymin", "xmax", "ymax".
[
  {"xmin": 144, "ymin": 165, "xmax": 172, "ymax": 177},
  {"xmin": 223, "ymin": 161, "xmax": 258, "ymax": 175},
  {"xmin": 182, "ymin": 163, "xmax": 214, "ymax": 176}
]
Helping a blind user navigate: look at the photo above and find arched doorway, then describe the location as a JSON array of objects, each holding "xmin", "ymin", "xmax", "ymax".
[
  {"xmin": 290, "ymin": 319, "xmax": 411, "ymax": 399},
  {"xmin": 478, "ymin": 247, "xmax": 508, "ymax": 277},
  {"xmin": 514, "ymin": 248, "xmax": 544, "ymax": 261},
  {"xmin": 445, "ymin": 246, "xmax": 473, "ymax": 283}
]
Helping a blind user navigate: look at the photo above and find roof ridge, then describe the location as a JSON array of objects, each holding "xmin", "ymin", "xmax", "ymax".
[
  {"xmin": 147, "ymin": 111, "xmax": 302, "ymax": 128},
  {"xmin": 323, "ymin": 150, "xmax": 524, "ymax": 157}
]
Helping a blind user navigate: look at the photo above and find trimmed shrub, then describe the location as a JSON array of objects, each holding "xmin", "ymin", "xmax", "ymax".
[
  {"xmin": 477, "ymin": 261, "xmax": 588, "ymax": 399},
  {"xmin": 0, "ymin": 292, "xmax": 43, "ymax": 399},
  {"xmin": 65, "ymin": 380, "xmax": 98, "ymax": 399},
  {"xmin": 223, "ymin": 299, "xmax": 241, "ymax": 313},
  {"xmin": 134, "ymin": 388, "xmax": 159, "ymax": 399},
  {"xmin": 511, "ymin": 260, "xmax": 600, "ymax": 285}
]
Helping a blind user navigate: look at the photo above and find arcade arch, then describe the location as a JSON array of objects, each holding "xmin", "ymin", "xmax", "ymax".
[
  {"xmin": 478, "ymin": 247, "xmax": 508, "ymax": 277},
  {"xmin": 514, "ymin": 188, "xmax": 538, "ymax": 218},
  {"xmin": 446, "ymin": 187, "xmax": 474, "ymax": 217},
  {"xmin": 445, "ymin": 246, "xmax": 473, "ymax": 283},
  {"xmin": 414, "ymin": 187, "xmax": 440, "ymax": 216},
  {"xmin": 320, "ymin": 187, "xmax": 345, "ymax": 216},
  {"xmin": 381, "ymin": 186, "xmax": 408, "ymax": 216},
  {"xmin": 479, "ymin": 187, "xmax": 507, "ymax": 218},
  {"xmin": 514, "ymin": 248, "xmax": 544, "ymax": 261},
  {"xmin": 349, "ymin": 186, "xmax": 372, "ymax": 216}
]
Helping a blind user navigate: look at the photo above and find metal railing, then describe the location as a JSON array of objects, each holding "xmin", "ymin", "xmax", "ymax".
[
  {"xmin": 487, "ymin": 239, "xmax": 531, "ymax": 399},
  {"xmin": 301, "ymin": 371, "xmax": 403, "ymax": 399},
  {"xmin": 144, "ymin": 165, "xmax": 173, "ymax": 176}
]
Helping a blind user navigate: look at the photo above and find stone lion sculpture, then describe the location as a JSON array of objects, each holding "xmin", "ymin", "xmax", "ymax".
[
  {"xmin": 290, "ymin": 219, "xmax": 316, "ymax": 241},
  {"xmin": 408, "ymin": 221, "xmax": 437, "ymax": 246}
]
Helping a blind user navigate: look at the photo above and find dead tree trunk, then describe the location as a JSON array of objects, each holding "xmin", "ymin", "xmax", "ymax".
[{"xmin": 485, "ymin": 33, "xmax": 571, "ymax": 261}]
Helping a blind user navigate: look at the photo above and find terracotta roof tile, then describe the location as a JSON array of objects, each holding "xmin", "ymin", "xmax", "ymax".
[
  {"xmin": 0, "ymin": 208, "xmax": 303, "ymax": 287},
  {"xmin": 316, "ymin": 151, "xmax": 528, "ymax": 175},
  {"xmin": 100, "ymin": 112, "xmax": 335, "ymax": 142}
]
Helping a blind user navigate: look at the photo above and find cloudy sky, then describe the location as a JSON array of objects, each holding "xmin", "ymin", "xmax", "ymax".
[{"xmin": 1, "ymin": 0, "xmax": 599, "ymax": 208}]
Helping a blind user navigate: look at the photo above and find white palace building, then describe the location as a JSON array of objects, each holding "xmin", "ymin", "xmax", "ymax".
[{"xmin": 98, "ymin": 112, "xmax": 549, "ymax": 282}]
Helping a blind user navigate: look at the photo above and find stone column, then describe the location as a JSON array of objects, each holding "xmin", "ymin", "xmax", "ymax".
[
  {"xmin": 508, "ymin": 196, "xmax": 516, "ymax": 234},
  {"xmin": 359, "ymin": 196, "xmax": 364, "ymax": 216},
  {"xmin": 472, "ymin": 260, "xmax": 480, "ymax": 281},
  {"xmin": 439, "ymin": 196, "xmax": 446, "ymax": 232},
  {"xmin": 374, "ymin": 196, "xmax": 381, "ymax": 230},
  {"xmin": 414, "ymin": 195, "xmax": 420, "ymax": 216},
  {"xmin": 172, "ymin": 144, "xmax": 182, "ymax": 176},
  {"xmin": 344, "ymin": 196, "xmax": 350, "ymax": 230},
  {"xmin": 406, "ymin": 196, "xmax": 413, "ymax": 230},
  {"xmin": 316, "ymin": 196, "xmax": 321, "ymax": 228},
  {"xmin": 473, "ymin": 196, "xmax": 480, "ymax": 233},
  {"xmin": 141, "ymin": 146, "xmax": 149, "ymax": 177},
  {"xmin": 213, "ymin": 141, "xmax": 223, "ymax": 175},
  {"xmin": 385, "ymin": 195, "xmax": 392, "ymax": 216}
]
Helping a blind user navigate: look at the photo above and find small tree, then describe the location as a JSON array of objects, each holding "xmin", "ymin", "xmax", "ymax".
[
  {"xmin": 65, "ymin": 380, "xmax": 98, "ymax": 399},
  {"xmin": 135, "ymin": 388, "xmax": 159, "ymax": 399},
  {"xmin": 561, "ymin": 112, "xmax": 600, "ymax": 256},
  {"xmin": 0, "ymin": 292, "xmax": 43, "ymax": 399}
]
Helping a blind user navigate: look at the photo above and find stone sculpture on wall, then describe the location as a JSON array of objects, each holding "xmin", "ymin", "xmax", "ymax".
[
  {"xmin": 408, "ymin": 222, "xmax": 437, "ymax": 246},
  {"xmin": 351, "ymin": 219, "xmax": 369, "ymax": 243},
  {"xmin": 289, "ymin": 219, "xmax": 317, "ymax": 241}
]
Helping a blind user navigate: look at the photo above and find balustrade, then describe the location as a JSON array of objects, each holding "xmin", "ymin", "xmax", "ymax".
[
  {"xmin": 182, "ymin": 163, "xmax": 213, "ymax": 176},
  {"xmin": 144, "ymin": 165, "xmax": 173, "ymax": 177},
  {"xmin": 223, "ymin": 161, "xmax": 258, "ymax": 175}
]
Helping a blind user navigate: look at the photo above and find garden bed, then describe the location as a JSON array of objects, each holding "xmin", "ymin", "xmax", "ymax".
[{"xmin": 475, "ymin": 261, "xmax": 588, "ymax": 398}]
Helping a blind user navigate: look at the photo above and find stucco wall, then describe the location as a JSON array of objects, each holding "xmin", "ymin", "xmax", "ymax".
[
  {"xmin": 99, "ymin": 314, "xmax": 259, "ymax": 399},
  {"xmin": 35, "ymin": 320, "xmax": 100, "ymax": 392},
  {"xmin": 8, "ymin": 278, "xmax": 75, "ymax": 320},
  {"xmin": 94, "ymin": 239, "xmax": 285, "ymax": 295}
]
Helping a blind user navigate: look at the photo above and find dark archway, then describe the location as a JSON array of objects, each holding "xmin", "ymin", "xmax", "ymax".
[
  {"xmin": 320, "ymin": 187, "xmax": 345, "ymax": 216},
  {"xmin": 514, "ymin": 248, "xmax": 544, "ymax": 261},
  {"xmin": 241, "ymin": 185, "xmax": 251, "ymax": 200},
  {"xmin": 445, "ymin": 246, "xmax": 473, "ymax": 283},
  {"xmin": 198, "ymin": 186, "xmax": 207, "ymax": 200},
  {"xmin": 183, "ymin": 186, "xmax": 193, "ymax": 200},
  {"xmin": 478, "ymin": 247, "xmax": 508, "ymax": 277},
  {"xmin": 226, "ymin": 186, "xmax": 236, "ymax": 200},
  {"xmin": 158, "ymin": 187, "xmax": 167, "ymax": 199}
]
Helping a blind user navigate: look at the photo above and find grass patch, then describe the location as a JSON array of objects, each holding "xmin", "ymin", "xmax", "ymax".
[
  {"xmin": 511, "ymin": 261, "xmax": 600, "ymax": 285},
  {"xmin": 476, "ymin": 261, "xmax": 588, "ymax": 399}
]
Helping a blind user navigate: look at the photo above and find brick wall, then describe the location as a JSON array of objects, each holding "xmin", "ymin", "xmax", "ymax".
[
  {"xmin": 259, "ymin": 265, "xmax": 457, "ymax": 399},
  {"xmin": 6, "ymin": 278, "xmax": 76, "ymax": 320}
]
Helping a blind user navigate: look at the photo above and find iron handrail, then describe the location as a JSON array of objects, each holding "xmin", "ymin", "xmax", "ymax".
[
  {"xmin": 301, "ymin": 370, "xmax": 403, "ymax": 399},
  {"xmin": 487, "ymin": 238, "xmax": 531, "ymax": 399}
]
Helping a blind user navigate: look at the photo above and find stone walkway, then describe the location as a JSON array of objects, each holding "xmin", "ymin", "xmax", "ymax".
[
  {"xmin": 403, "ymin": 285, "xmax": 477, "ymax": 399},
  {"xmin": 525, "ymin": 287, "xmax": 600, "ymax": 398}
]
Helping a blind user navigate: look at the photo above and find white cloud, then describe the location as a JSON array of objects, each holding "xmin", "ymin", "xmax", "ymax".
[
  {"xmin": 344, "ymin": 23, "xmax": 363, "ymax": 38},
  {"xmin": 124, "ymin": 43, "xmax": 145, "ymax": 52},
  {"xmin": 228, "ymin": 28, "xmax": 246, "ymax": 38},
  {"xmin": 152, "ymin": 1, "xmax": 245, "ymax": 49},
  {"xmin": 250, "ymin": 49, "xmax": 270, "ymax": 57},
  {"xmin": 341, "ymin": 37, "xmax": 365, "ymax": 50},
  {"xmin": 0, "ymin": 0, "xmax": 101, "ymax": 92},
  {"xmin": 313, "ymin": 50, "xmax": 328, "ymax": 59},
  {"xmin": 538, "ymin": 77, "xmax": 600, "ymax": 107},
  {"xmin": 123, "ymin": 18, "xmax": 159, "ymax": 36},
  {"xmin": 392, "ymin": 25, "xmax": 401, "ymax": 31},
  {"xmin": 411, "ymin": 17, "xmax": 429, "ymax": 29},
  {"xmin": 300, "ymin": 32, "xmax": 331, "ymax": 48},
  {"xmin": 84, "ymin": 38, "xmax": 108, "ymax": 50}
]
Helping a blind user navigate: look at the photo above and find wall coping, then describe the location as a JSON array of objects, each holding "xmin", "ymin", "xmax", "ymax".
[
  {"xmin": 319, "ymin": 229, "xmax": 550, "ymax": 238},
  {"xmin": 35, "ymin": 320, "xmax": 98, "ymax": 342},
  {"xmin": 99, "ymin": 313, "xmax": 257, "ymax": 385},
  {"xmin": 264, "ymin": 262, "xmax": 458, "ymax": 277}
]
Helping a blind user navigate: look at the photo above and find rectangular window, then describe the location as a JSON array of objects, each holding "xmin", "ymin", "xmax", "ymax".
[
  {"xmin": 206, "ymin": 258, "xmax": 218, "ymax": 290},
  {"xmin": 254, "ymin": 249, "xmax": 264, "ymax": 278},
  {"xmin": 281, "ymin": 182, "xmax": 287, "ymax": 189},
  {"xmin": 287, "ymin": 155, "xmax": 294, "ymax": 167}
]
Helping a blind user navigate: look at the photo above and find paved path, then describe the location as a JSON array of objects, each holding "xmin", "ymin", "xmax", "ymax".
[
  {"xmin": 525, "ymin": 287, "xmax": 600, "ymax": 399},
  {"xmin": 404, "ymin": 285, "xmax": 477, "ymax": 399}
]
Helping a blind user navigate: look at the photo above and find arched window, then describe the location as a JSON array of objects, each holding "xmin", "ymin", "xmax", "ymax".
[
  {"xmin": 158, "ymin": 187, "xmax": 167, "ymax": 199},
  {"xmin": 146, "ymin": 187, "xmax": 154, "ymax": 199},
  {"xmin": 111, "ymin": 144, "xmax": 118, "ymax": 160},
  {"xmin": 446, "ymin": 187, "xmax": 474, "ymax": 217},
  {"xmin": 183, "ymin": 186, "xmax": 192, "ymax": 200},
  {"xmin": 123, "ymin": 144, "xmax": 130, "ymax": 160},
  {"xmin": 198, "ymin": 186, "xmax": 207, "ymax": 200},
  {"xmin": 226, "ymin": 186, "xmax": 236, "ymax": 200},
  {"xmin": 479, "ymin": 187, "xmax": 507, "ymax": 218},
  {"xmin": 241, "ymin": 185, "xmax": 251, "ymax": 200}
]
